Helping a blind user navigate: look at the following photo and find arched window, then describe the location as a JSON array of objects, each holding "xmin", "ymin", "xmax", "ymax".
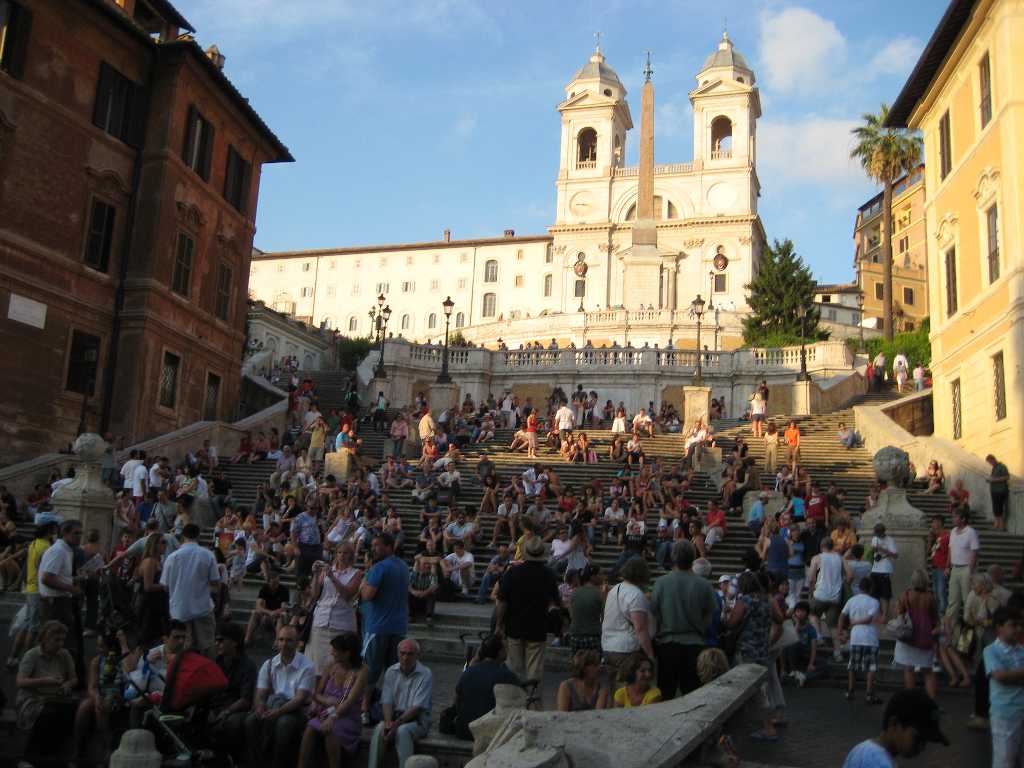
[
  {"xmin": 577, "ymin": 127, "xmax": 597, "ymax": 167},
  {"xmin": 455, "ymin": 311, "xmax": 465, "ymax": 328},
  {"xmin": 667, "ymin": 200, "xmax": 678, "ymax": 219},
  {"xmin": 484, "ymin": 259, "xmax": 498, "ymax": 282},
  {"xmin": 613, "ymin": 134, "xmax": 622, "ymax": 165},
  {"xmin": 401, "ymin": 314, "xmax": 410, "ymax": 330},
  {"xmin": 543, "ymin": 274, "xmax": 553, "ymax": 297},
  {"xmin": 711, "ymin": 116, "xmax": 733, "ymax": 157},
  {"xmin": 482, "ymin": 293, "xmax": 496, "ymax": 318},
  {"xmin": 347, "ymin": 316, "xmax": 357, "ymax": 332},
  {"xmin": 428, "ymin": 313, "xmax": 437, "ymax": 329}
]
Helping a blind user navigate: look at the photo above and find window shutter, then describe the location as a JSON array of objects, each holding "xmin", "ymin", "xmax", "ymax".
[
  {"xmin": 7, "ymin": 3, "xmax": 31, "ymax": 79},
  {"xmin": 127, "ymin": 80, "xmax": 148, "ymax": 149},
  {"xmin": 238, "ymin": 154, "xmax": 251, "ymax": 214},
  {"xmin": 182, "ymin": 105, "xmax": 196, "ymax": 164},
  {"xmin": 199, "ymin": 120, "xmax": 214, "ymax": 181},
  {"xmin": 92, "ymin": 62, "xmax": 114, "ymax": 130}
]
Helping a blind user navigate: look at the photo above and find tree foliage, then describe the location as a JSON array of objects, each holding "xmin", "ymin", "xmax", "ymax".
[
  {"xmin": 852, "ymin": 318, "xmax": 932, "ymax": 369},
  {"xmin": 335, "ymin": 335, "xmax": 374, "ymax": 372},
  {"xmin": 742, "ymin": 239, "xmax": 828, "ymax": 347}
]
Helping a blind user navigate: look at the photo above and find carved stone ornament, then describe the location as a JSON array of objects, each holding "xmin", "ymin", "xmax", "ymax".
[
  {"xmin": 553, "ymin": 245, "xmax": 568, "ymax": 255},
  {"xmin": 175, "ymin": 200, "xmax": 207, "ymax": 231},
  {"xmin": 739, "ymin": 235, "xmax": 752, "ymax": 245},
  {"xmin": 683, "ymin": 238, "xmax": 704, "ymax": 248},
  {"xmin": 85, "ymin": 166, "xmax": 131, "ymax": 198},
  {"xmin": 972, "ymin": 166, "xmax": 1000, "ymax": 207},
  {"xmin": 598, "ymin": 242, "xmax": 621, "ymax": 254},
  {"xmin": 934, "ymin": 212, "xmax": 959, "ymax": 246}
]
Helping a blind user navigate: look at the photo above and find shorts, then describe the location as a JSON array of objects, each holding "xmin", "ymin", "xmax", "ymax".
[
  {"xmin": 870, "ymin": 572, "xmax": 892, "ymax": 600},
  {"xmin": 363, "ymin": 633, "xmax": 403, "ymax": 687},
  {"xmin": 752, "ymin": 413, "xmax": 765, "ymax": 422},
  {"xmin": 309, "ymin": 446, "xmax": 325, "ymax": 462},
  {"xmin": 24, "ymin": 592, "xmax": 42, "ymax": 632},
  {"xmin": 848, "ymin": 644, "xmax": 879, "ymax": 673},
  {"xmin": 569, "ymin": 634, "xmax": 602, "ymax": 652},
  {"xmin": 810, "ymin": 598, "xmax": 840, "ymax": 626}
]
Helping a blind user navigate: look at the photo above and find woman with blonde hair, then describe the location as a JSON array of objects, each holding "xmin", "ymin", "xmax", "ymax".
[
  {"xmin": 556, "ymin": 649, "xmax": 609, "ymax": 712},
  {"xmin": 893, "ymin": 568, "xmax": 940, "ymax": 699}
]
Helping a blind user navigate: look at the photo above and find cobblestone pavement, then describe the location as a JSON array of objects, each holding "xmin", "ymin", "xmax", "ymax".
[{"xmin": 0, "ymin": 625, "xmax": 993, "ymax": 767}]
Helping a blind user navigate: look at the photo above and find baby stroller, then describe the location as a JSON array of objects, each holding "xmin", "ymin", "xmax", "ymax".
[{"xmin": 132, "ymin": 650, "xmax": 229, "ymax": 766}]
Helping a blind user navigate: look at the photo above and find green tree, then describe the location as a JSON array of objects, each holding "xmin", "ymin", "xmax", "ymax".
[
  {"xmin": 335, "ymin": 335, "xmax": 373, "ymax": 371},
  {"xmin": 742, "ymin": 239, "xmax": 828, "ymax": 347},
  {"xmin": 850, "ymin": 104, "xmax": 923, "ymax": 342}
]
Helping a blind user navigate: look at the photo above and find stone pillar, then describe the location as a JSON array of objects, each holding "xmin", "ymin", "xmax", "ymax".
[
  {"xmin": 325, "ymin": 450, "xmax": 353, "ymax": 482},
  {"xmin": 109, "ymin": 729, "xmax": 162, "ymax": 768},
  {"xmin": 429, "ymin": 382, "xmax": 460, "ymax": 415},
  {"xmin": 50, "ymin": 433, "xmax": 116, "ymax": 554},
  {"xmin": 683, "ymin": 385, "xmax": 711, "ymax": 432},
  {"xmin": 791, "ymin": 379, "xmax": 813, "ymax": 416}
]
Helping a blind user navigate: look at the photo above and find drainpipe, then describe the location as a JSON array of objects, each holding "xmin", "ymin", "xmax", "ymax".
[{"xmin": 100, "ymin": 54, "xmax": 155, "ymax": 435}]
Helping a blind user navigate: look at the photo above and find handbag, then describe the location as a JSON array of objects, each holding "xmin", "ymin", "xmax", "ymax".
[
  {"xmin": 887, "ymin": 612, "xmax": 914, "ymax": 642},
  {"xmin": 769, "ymin": 619, "xmax": 800, "ymax": 654},
  {"xmin": 955, "ymin": 625, "xmax": 976, "ymax": 655}
]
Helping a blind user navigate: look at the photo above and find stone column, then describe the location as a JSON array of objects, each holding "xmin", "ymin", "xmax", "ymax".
[
  {"xmin": 429, "ymin": 382, "xmax": 461, "ymax": 415},
  {"xmin": 50, "ymin": 433, "xmax": 116, "ymax": 554},
  {"xmin": 791, "ymin": 379, "xmax": 813, "ymax": 416},
  {"xmin": 683, "ymin": 385, "xmax": 711, "ymax": 432}
]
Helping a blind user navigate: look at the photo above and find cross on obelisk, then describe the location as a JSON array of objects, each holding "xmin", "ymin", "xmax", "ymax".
[{"xmin": 594, "ymin": 31, "xmax": 602, "ymax": 52}]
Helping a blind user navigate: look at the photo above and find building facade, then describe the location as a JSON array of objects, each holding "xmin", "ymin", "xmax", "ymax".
[
  {"xmin": 248, "ymin": 33, "xmax": 765, "ymax": 350},
  {"xmin": 245, "ymin": 301, "xmax": 332, "ymax": 374},
  {"xmin": 813, "ymin": 283, "xmax": 877, "ymax": 342},
  {"xmin": 887, "ymin": 0, "xmax": 1023, "ymax": 476},
  {"xmin": 852, "ymin": 165, "xmax": 929, "ymax": 332},
  {"xmin": 0, "ymin": 0, "xmax": 291, "ymax": 465}
]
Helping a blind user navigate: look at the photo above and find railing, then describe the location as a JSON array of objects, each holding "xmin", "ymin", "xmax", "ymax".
[
  {"xmin": 409, "ymin": 345, "xmax": 472, "ymax": 366},
  {"xmin": 613, "ymin": 162, "xmax": 694, "ymax": 178},
  {"xmin": 576, "ymin": 159, "xmax": 597, "ymax": 170},
  {"xmin": 710, "ymin": 150, "xmax": 732, "ymax": 160}
]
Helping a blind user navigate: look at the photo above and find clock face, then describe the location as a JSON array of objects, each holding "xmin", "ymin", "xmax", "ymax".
[{"xmin": 714, "ymin": 253, "xmax": 729, "ymax": 271}]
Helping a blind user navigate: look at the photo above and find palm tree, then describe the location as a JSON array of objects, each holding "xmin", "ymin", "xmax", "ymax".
[{"xmin": 850, "ymin": 104, "xmax": 923, "ymax": 342}]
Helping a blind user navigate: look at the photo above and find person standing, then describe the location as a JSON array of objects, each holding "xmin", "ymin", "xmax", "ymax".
[
  {"xmin": 807, "ymin": 538, "xmax": 844, "ymax": 662},
  {"xmin": 495, "ymin": 537, "xmax": 560, "ymax": 694},
  {"xmin": 987, "ymin": 454, "xmax": 1011, "ymax": 532},
  {"xmin": 928, "ymin": 517, "xmax": 950, "ymax": 616},
  {"xmin": 290, "ymin": 505, "xmax": 322, "ymax": 581},
  {"xmin": 947, "ymin": 508, "xmax": 980, "ymax": 622},
  {"xmin": 159, "ymin": 523, "xmax": 220, "ymax": 656},
  {"xmin": 839, "ymin": 578, "xmax": 883, "ymax": 704},
  {"xmin": 554, "ymin": 400, "xmax": 575, "ymax": 447},
  {"xmin": 372, "ymin": 391, "xmax": 388, "ymax": 433},
  {"xmin": 602, "ymin": 557, "xmax": 655, "ymax": 683},
  {"xmin": 650, "ymin": 540, "xmax": 716, "ymax": 699},
  {"xmin": 872, "ymin": 351, "xmax": 887, "ymax": 392},
  {"xmin": 245, "ymin": 625, "xmax": 316, "ymax": 768},
  {"xmin": 525, "ymin": 409, "xmax": 539, "ymax": 459},
  {"xmin": 359, "ymin": 533, "xmax": 410, "ymax": 724},
  {"xmin": 783, "ymin": 421, "xmax": 801, "ymax": 469},
  {"xmin": 893, "ymin": 569, "xmax": 940, "ymax": 700},
  {"xmin": 38, "ymin": 520, "xmax": 85, "ymax": 679},
  {"xmin": 389, "ymin": 413, "xmax": 409, "ymax": 459},
  {"xmin": 869, "ymin": 523, "xmax": 898, "ymax": 619},
  {"xmin": 912, "ymin": 363, "xmax": 926, "ymax": 391},
  {"xmin": 307, "ymin": 545, "xmax": 362, "ymax": 675}
]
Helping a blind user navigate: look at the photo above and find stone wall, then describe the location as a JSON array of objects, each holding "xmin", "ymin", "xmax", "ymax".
[{"xmin": 882, "ymin": 390, "xmax": 934, "ymax": 436}]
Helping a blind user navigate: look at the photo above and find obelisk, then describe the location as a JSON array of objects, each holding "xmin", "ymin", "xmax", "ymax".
[{"xmin": 623, "ymin": 53, "xmax": 662, "ymax": 308}]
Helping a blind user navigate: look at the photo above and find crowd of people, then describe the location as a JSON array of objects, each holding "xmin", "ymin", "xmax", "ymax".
[{"xmin": 1, "ymin": 369, "xmax": 1021, "ymax": 768}]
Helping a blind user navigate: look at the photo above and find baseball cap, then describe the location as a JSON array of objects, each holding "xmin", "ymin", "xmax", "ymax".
[
  {"xmin": 718, "ymin": 574, "xmax": 732, "ymax": 584},
  {"xmin": 884, "ymin": 689, "xmax": 949, "ymax": 746}
]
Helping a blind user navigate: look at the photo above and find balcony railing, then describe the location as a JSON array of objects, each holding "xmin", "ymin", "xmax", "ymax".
[
  {"xmin": 613, "ymin": 162, "xmax": 694, "ymax": 178},
  {"xmin": 710, "ymin": 150, "xmax": 732, "ymax": 160},
  {"xmin": 576, "ymin": 160, "xmax": 597, "ymax": 170}
]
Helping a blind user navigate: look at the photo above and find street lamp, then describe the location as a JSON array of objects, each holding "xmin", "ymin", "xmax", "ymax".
[
  {"xmin": 796, "ymin": 304, "xmax": 810, "ymax": 381},
  {"xmin": 856, "ymin": 291, "xmax": 865, "ymax": 351},
  {"xmin": 691, "ymin": 294, "xmax": 706, "ymax": 385},
  {"xmin": 437, "ymin": 296, "xmax": 455, "ymax": 384},
  {"xmin": 368, "ymin": 293, "xmax": 391, "ymax": 379}
]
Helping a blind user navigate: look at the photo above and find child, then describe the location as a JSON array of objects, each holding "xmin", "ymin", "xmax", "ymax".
[
  {"xmin": 841, "ymin": 688, "xmax": 948, "ymax": 766},
  {"xmin": 785, "ymin": 600, "xmax": 819, "ymax": 687},
  {"xmin": 839, "ymin": 577, "xmax": 882, "ymax": 704},
  {"xmin": 984, "ymin": 607, "xmax": 1024, "ymax": 766}
]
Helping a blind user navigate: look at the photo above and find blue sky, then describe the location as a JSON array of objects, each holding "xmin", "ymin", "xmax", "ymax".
[{"xmin": 176, "ymin": 1, "xmax": 945, "ymax": 284}]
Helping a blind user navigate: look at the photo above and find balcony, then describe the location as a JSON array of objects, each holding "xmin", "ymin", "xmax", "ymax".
[
  {"xmin": 612, "ymin": 162, "xmax": 694, "ymax": 178},
  {"xmin": 576, "ymin": 160, "xmax": 597, "ymax": 170},
  {"xmin": 710, "ymin": 150, "xmax": 732, "ymax": 160}
]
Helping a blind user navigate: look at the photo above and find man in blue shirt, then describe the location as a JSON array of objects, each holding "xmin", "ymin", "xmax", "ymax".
[
  {"xmin": 985, "ymin": 607, "xmax": 1024, "ymax": 767},
  {"xmin": 842, "ymin": 688, "xmax": 947, "ymax": 767},
  {"xmin": 747, "ymin": 491, "xmax": 767, "ymax": 537},
  {"xmin": 360, "ymin": 533, "xmax": 410, "ymax": 724}
]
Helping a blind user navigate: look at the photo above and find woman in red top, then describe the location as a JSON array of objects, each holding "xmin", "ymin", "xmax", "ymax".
[
  {"xmin": 526, "ymin": 411, "xmax": 539, "ymax": 458},
  {"xmin": 231, "ymin": 432, "xmax": 254, "ymax": 464},
  {"xmin": 704, "ymin": 500, "xmax": 728, "ymax": 551},
  {"xmin": 927, "ymin": 516, "xmax": 950, "ymax": 615}
]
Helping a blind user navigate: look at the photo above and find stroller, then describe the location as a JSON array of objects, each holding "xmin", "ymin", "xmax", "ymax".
[{"xmin": 131, "ymin": 650, "xmax": 229, "ymax": 766}]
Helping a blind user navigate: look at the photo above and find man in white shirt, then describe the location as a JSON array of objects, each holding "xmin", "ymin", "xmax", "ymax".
[
  {"xmin": 947, "ymin": 507, "xmax": 980, "ymax": 621},
  {"xmin": 130, "ymin": 460, "xmax": 148, "ymax": 505},
  {"xmin": 441, "ymin": 541, "xmax": 475, "ymax": 594},
  {"xmin": 631, "ymin": 408, "xmax": 654, "ymax": 437},
  {"xmin": 839, "ymin": 578, "xmax": 882, "ymax": 703},
  {"xmin": 148, "ymin": 457, "xmax": 167, "ymax": 491},
  {"xmin": 38, "ymin": 520, "xmax": 83, "ymax": 628},
  {"xmin": 160, "ymin": 523, "xmax": 220, "ymax": 655},
  {"xmin": 869, "ymin": 523, "xmax": 898, "ymax": 618},
  {"xmin": 244, "ymin": 625, "xmax": 315, "ymax": 768},
  {"xmin": 521, "ymin": 464, "xmax": 545, "ymax": 498},
  {"xmin": 554, "ymin": 400, "xmax": 575, "ymax": 444},
  {"xmin": 368, "ymin": 639, "xmax": 433, "ymax": 768},
  {"xmin": 807, "ymin": 538, "xmax": 845, "ymax": 660},
  {"xmin": 500, "ymin": 394, "xmax": 515, "ymax": 429},
  {"xmin": 120, "ymin": 450, "xmax": 142, "ymax": 492}
]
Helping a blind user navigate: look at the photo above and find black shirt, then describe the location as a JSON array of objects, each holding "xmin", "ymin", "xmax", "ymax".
[
  {"xmin": 454, "ymin": 659, "xmax": 520, "ymax": 739},
  {"xmin": 258, "ymin": 583, "xmax": 290, "ymax": 611},
  {"xmin": 214, "ymin": 653, "xmax": 257, "ymax": 709},
  {"xmin": 212, "ymin": 478, "xmax": 232, "ymax": 496},
  {"xmin": 498, "ymin": 562, "xmax": 560, "ymax": 643}
]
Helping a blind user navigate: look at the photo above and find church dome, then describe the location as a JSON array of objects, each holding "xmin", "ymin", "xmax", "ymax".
[
  {"xmin": 574, "ymin": 49, "xmax": 623, "ymax": 86},
  {"xmin": 700, "ymin": 31, "xmax": 751, "ymax": 73}
]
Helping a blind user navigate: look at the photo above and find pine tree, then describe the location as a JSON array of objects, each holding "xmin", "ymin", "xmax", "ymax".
[{"xmin": 742, "ymin": 239, "xmax": 828, "ymax": 347}]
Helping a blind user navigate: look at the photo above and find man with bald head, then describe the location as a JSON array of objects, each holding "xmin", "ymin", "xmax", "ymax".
[{"xmin": 367, "ymin": 638, "xmax": 433, "ymax": 768}]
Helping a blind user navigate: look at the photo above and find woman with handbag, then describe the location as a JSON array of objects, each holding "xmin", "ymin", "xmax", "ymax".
[{"xmin": 892, "ymin": 569, "xmax": 940, "ymax": 699}]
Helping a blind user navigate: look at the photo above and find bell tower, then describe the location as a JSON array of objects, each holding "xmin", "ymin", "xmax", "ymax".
[
  {"xmin": 554, "ymin": 44, "xmax": 632, "ymax": 224},
  {"xmin": 690, "ymin": 32, "xmax": 761, "ymax": 170}
]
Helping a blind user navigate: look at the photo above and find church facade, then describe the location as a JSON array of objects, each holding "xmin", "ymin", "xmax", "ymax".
[{"xmin": 248, "ymin": 33, "xmax": 765, "ymax": 349}]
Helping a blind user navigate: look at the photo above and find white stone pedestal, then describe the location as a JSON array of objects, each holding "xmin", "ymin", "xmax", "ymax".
[
  {"xmin": 429, "ymin": 382, "xmax": 460, "ymax": 415},
  {"xmin": 683, "ymin": 385, "xmax": 711, "ymax": 431},
  {"xmin": 862, "ymin": 487, "xmax": 928, "ymax": 599},
  {"xmin": 50, "ymin": 433, "xmax": 116, "ymax": 554},
  {"xmin": 791, "ymin": 379, "xmax": 813, "ymax": 416}
]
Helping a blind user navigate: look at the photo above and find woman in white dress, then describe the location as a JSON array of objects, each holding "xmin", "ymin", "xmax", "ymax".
[
  {"xmin": 307, "ymin": 543, "xmax": 363, "ymax": 674},
  {"xmin": 611, "ymin": 406, "xmax": 628, "ymax": 434}
]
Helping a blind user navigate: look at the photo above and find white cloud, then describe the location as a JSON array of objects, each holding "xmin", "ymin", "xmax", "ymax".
[
  {"xmin": 758, "ymin": 116, "xmax": 862, "ymax": 188},
  {"xmin": 866, "ymin": 36, "xmax": 923, "ymax": 79},
  {"xmin": 453, "ymin": 113, "xmax": 478, "ymax": 139},
  {"xmin": 757, "ymin": 7, "xmax": 847, "ymax": 94}
]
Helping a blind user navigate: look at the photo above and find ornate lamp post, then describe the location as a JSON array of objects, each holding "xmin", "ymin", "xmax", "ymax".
[
  {"xmin": 856, "ymin": 291, "xmax": 865, "ymax": 351},
  {"xmin": 691, "ymin": 294, "xmax": 706, "ymax": 385},
  {"xmin": 368, "ymin": 293, "xmax": 391, "ymax": 379},
  {"xmin": 796, "ymin": 304, "xmax": 810, "ymax": 381},
  {"xmin": 436, "ymin": 296, "xmax": 455, "ymax": 384}
]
